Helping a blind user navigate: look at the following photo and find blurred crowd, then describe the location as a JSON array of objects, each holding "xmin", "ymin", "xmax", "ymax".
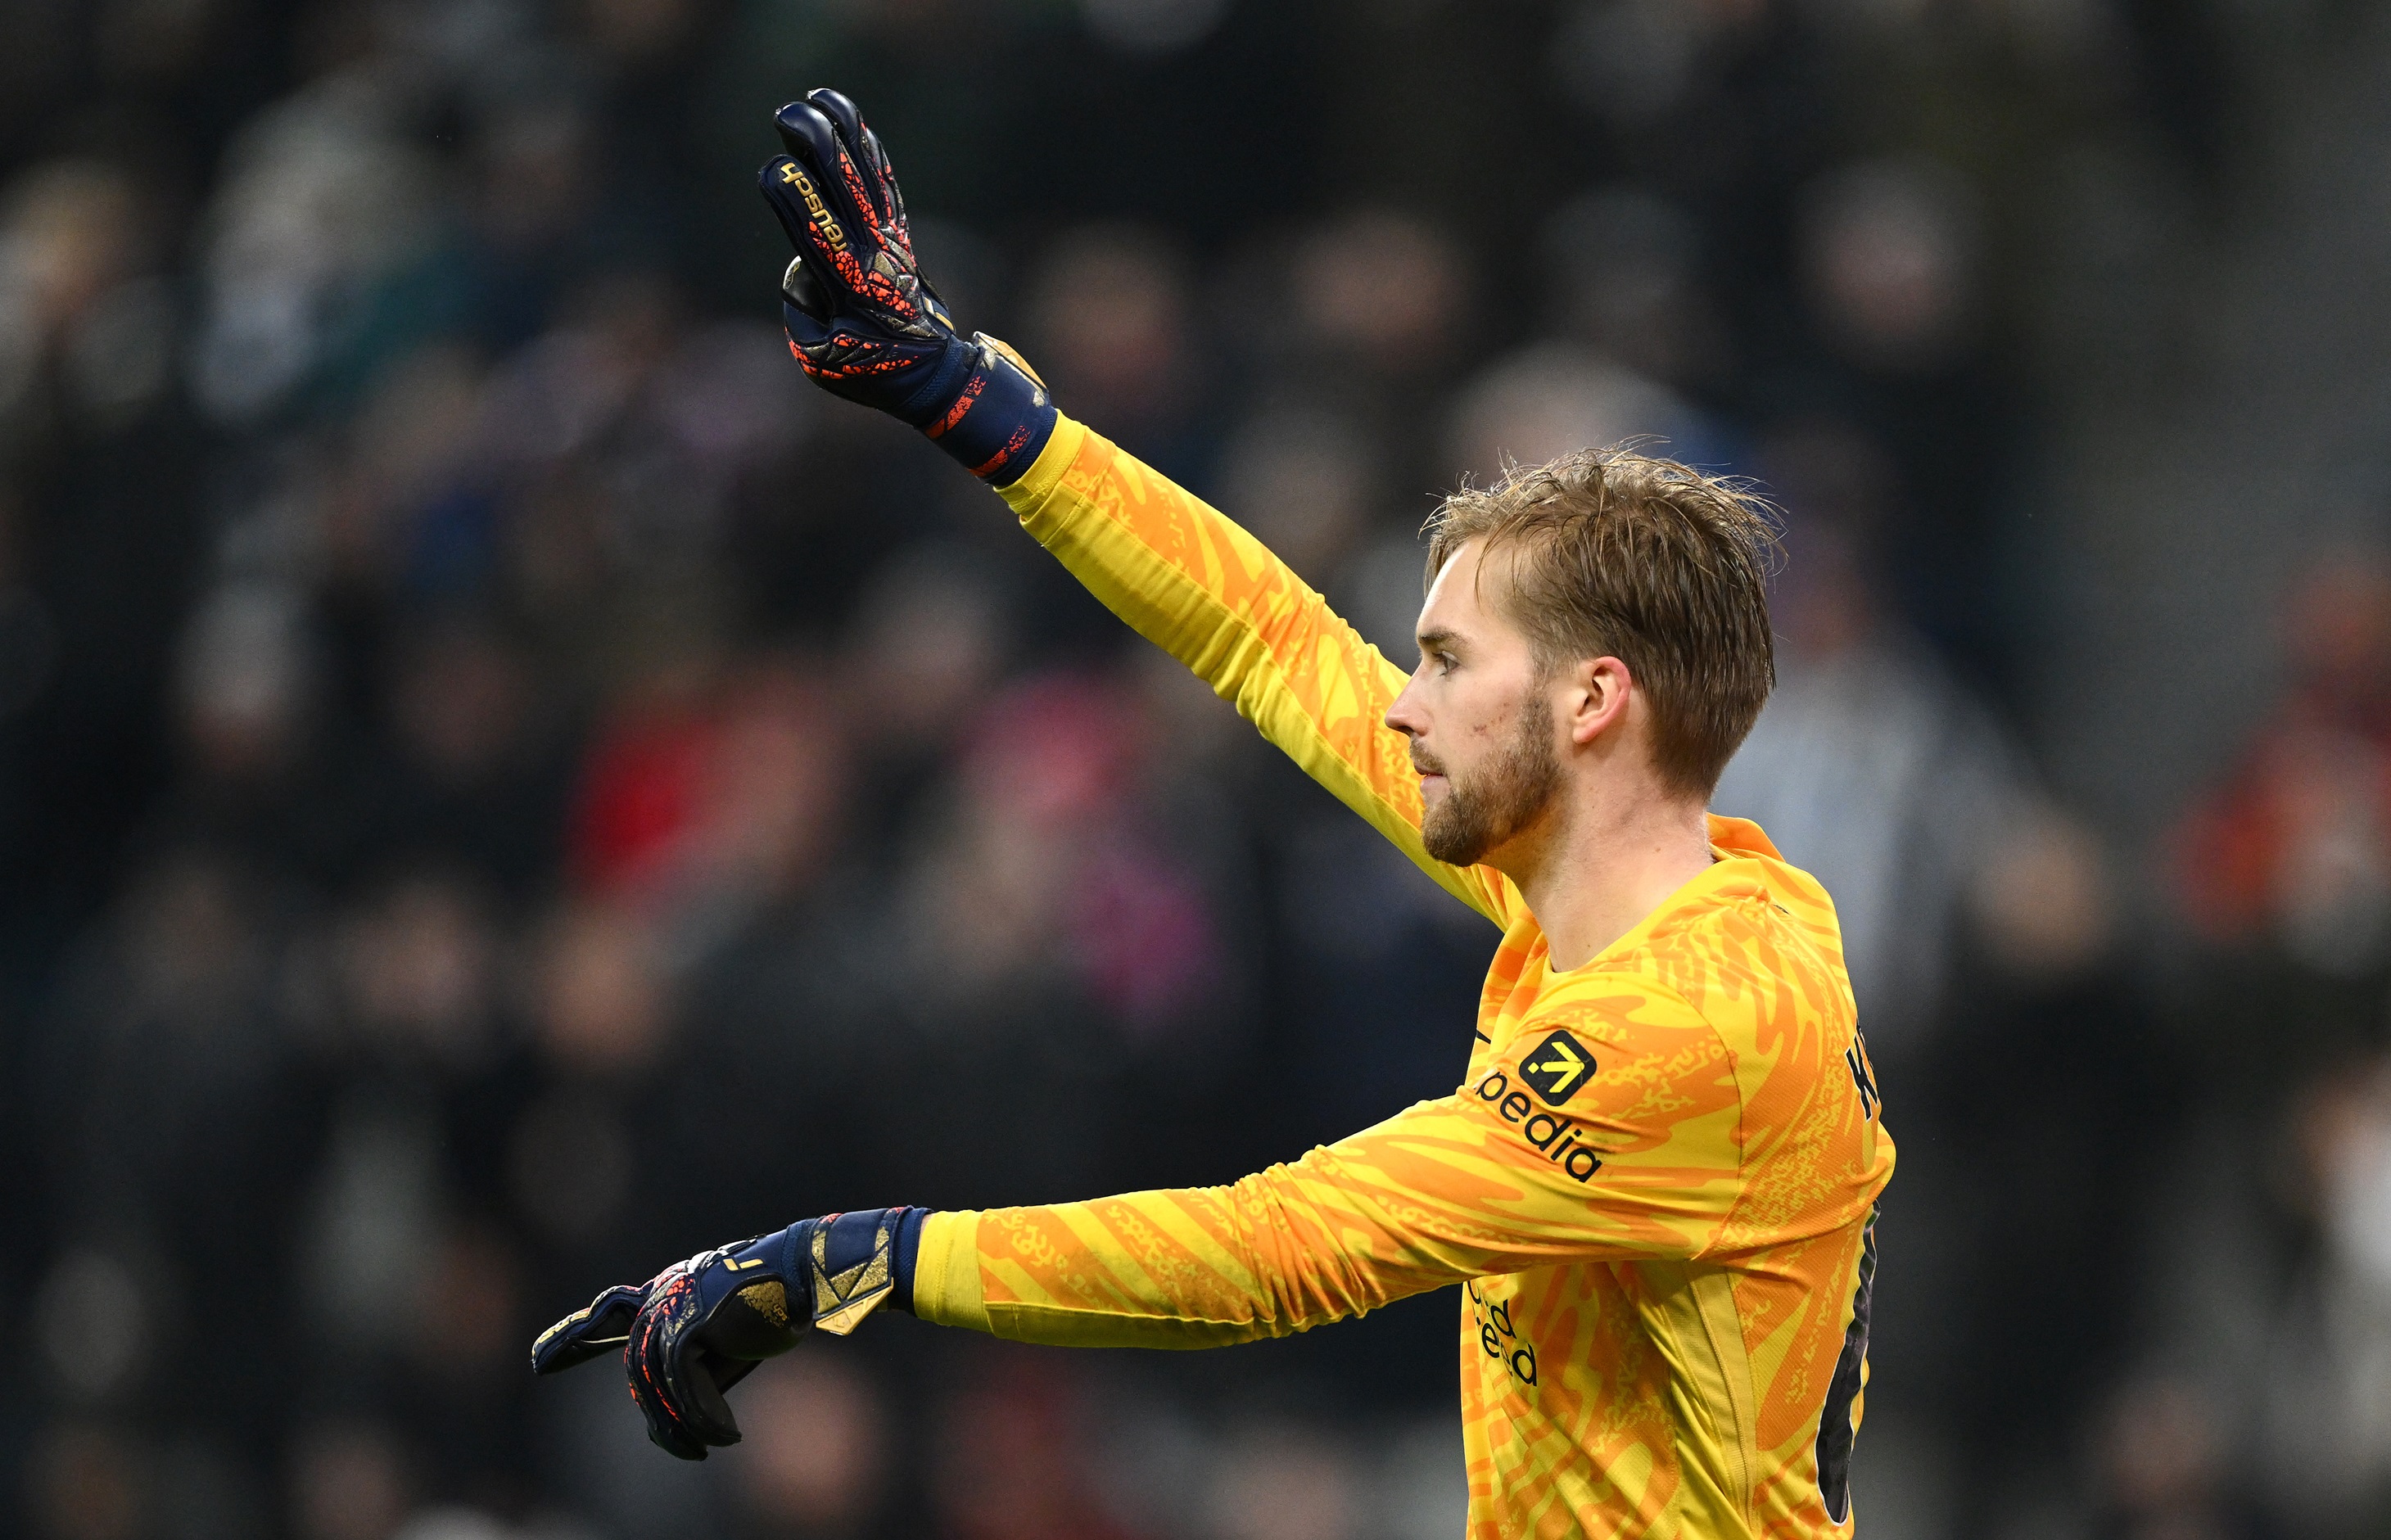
[{"xmin": 7, "ymin": 1, "xmax": 2391, "ymax": 1538}]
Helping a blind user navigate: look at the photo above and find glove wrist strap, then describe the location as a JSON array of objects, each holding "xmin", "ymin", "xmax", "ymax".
[
  {"xmin": 789, "ymin": 1207, "xmax": 929, "ymax": 1335},
  {"xmin": 920, "ymin": 336, "xmax": 1057, "ymax": 485}
]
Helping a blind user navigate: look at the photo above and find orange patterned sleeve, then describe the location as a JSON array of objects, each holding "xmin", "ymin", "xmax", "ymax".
[
  {"xmin": 911, "ymin": 979, "xmax": 1743, "ymax": 1347},
  {"xmin": 997, "ymin": 415, "xmax": 1509, "ymax": 924}
]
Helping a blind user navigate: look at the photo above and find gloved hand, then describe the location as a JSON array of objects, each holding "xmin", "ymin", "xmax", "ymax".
[
  {"xmin": 759, "ymin": 88, "xmax": 1057, "ymax": 484},
  {"xmin": 531, "ymin": 1208, "xmax": 923, "ymax": 1460}
]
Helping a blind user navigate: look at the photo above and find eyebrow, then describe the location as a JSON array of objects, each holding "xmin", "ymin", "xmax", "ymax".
[{"xmin": 1417, "ymin": 627, "xmax": 1461, "ymax": 652}]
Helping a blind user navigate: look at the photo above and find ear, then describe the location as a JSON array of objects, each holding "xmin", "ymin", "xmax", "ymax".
[{"xmin": 1560, "ymin": 657, "xmax": 1634, "ymax": 747}]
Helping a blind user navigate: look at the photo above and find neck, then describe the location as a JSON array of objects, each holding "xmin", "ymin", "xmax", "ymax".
[{"xmin": 1495, "ymin": 787, "xmax": 1715, "ymax": 972}]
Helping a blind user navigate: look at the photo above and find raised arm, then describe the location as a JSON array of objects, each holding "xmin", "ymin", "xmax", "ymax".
[
  {"xmin": 1000, "ymin": 417, "xmax": 1509, "ymax": 920},
  {"xmin": 752, "ymin": 88, "xmax": 1507, "ymax": 924}
]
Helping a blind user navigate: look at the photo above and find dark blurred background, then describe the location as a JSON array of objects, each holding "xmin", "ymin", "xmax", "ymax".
[{"xmin": 8, "ymin": 1, "xmax": 2391, "ymax": 1537}]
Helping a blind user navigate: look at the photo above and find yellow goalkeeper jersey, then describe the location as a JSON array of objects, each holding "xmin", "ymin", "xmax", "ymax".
[{"xmin": 910, "ymin": 416, "xmax": 1895, "ymax": 1538}]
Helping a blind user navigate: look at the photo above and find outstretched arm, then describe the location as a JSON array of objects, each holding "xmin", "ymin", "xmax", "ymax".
[
  {"xmin": 912, "ymin": 987, "xmax": 1742, "ymax": 1347},
  {"xmin": 755, "ymin": 88, "xmax": 1509, "ymax": 924},
  {"xmin": 532, "ymin": 986, "xmax": 1748, "ymax": 1456}
]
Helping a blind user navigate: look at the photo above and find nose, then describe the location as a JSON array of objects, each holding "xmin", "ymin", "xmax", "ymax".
[{"xmin": 1384, "ymin": 668, "xmax": 1426, "ymax": 740}]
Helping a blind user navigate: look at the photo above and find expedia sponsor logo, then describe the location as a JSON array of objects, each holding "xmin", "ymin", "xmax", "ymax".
[
  {"xmin": 1473, "ymin": 1064, "xmax": 1603, "ymax": 1183},
  {"xmin": 777, "ymin": 162, "xmax": 847, "ymax": 251}
]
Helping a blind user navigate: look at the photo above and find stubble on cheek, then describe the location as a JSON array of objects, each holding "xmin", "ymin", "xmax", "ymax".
[{"xmin": 1420, "ymin": 691, "xmax": 1560, "ymax": 867}]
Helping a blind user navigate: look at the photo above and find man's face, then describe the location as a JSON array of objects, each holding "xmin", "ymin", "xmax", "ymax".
[{"xmin": 1385, "ymin": 540, "xmax": 1563, "ymax": 868}]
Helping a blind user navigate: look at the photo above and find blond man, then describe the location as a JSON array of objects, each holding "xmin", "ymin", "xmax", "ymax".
[{"xmin": 535, "ymin": 90, "xmax": 1892, "ymax": 1540}]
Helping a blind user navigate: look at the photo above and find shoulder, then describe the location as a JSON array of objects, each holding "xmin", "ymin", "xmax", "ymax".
[
  {"xmin": 1630, "ymin": 861, "xmax": 1856, "ymax": 1045},
  {"xmin": 1614, "ymin": 875, "xmax": 1868, "ymax": 1163}
]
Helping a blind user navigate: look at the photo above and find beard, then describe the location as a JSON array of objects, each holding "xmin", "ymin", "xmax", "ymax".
[{"xmin": 1419, "ymin": 687, "xmax": 1562, "ymax": 867}]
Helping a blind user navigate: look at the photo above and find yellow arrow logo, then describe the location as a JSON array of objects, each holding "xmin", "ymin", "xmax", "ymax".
[
  {"xmin": 1521, "ymin": 1030, "xmax": 1595, "ymax": 1104},
  {"xmin": 1530, "ymin": 1040, "xmax": 1583, "ymax": 1083}
]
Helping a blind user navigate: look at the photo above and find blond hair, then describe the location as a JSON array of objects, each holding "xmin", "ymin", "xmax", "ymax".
[{"xmin": 1424, "ymin": 445, "xmax": 1778, "ymax": 800}]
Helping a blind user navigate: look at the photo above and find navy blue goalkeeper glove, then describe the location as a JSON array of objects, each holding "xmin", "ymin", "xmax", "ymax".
[
  {"xmin": 531, "ymin": 1207, "xmax": 927, "ymax": 1461},
  {"xmin": 759, "ymin": 89, "xmax": 1057, "ymax": 484}
]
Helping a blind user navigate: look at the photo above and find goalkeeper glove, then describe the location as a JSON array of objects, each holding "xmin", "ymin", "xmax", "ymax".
[
  {"xmin": 758, "ymin": 88, "xmax": 1057, "ymax": 484},
  {"xmin": 530, "ymin": 1207, "xmax": 926, "ymax": 1461}
]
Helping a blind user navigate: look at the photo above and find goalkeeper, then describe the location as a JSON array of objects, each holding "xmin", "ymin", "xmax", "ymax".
[{"xmin": 533, "ymin": 91, "xmax": 1894, "ymax": 1540}]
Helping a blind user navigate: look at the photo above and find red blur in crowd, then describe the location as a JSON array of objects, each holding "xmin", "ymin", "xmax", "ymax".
[
  {"xmin": 568, "ymin": 659, "xmax": 847, "ymax": 909},
  {"xmin": 2175, "ymin": 558, "xmax": 2391, "ymax": 960}
]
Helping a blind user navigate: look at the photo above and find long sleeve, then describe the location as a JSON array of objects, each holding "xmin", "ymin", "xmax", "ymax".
[
  {"xmin": 911, "ymin": 977, "xmax": 1746, "ymax": 1348},
  {"xmin": 904, "ymin": 842, "xmax": 1895, "ymax": 1540},
  {"xmin": 997, "ymin": 414, "xmax": 1510, "ymax": 924}
]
